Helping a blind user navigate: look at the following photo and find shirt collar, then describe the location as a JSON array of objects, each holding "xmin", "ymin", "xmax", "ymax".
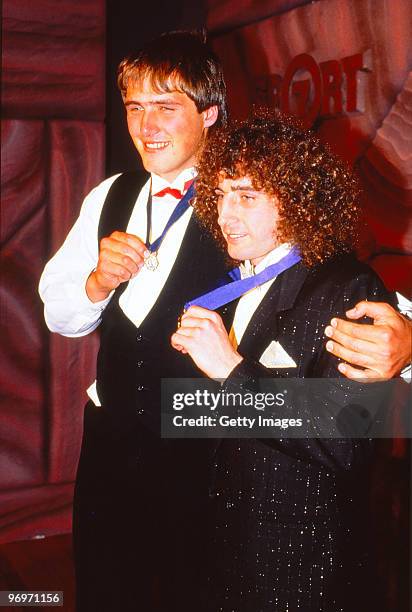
[
  {"xmin": 151, "ymin": 167, "xmax": 197, "ymax": 195},
  {"xmin": 239, "ymin": 243, "xmax": 292, "ymax": 279}
]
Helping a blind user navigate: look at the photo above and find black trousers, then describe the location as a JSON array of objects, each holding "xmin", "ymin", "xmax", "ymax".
[
  {"xmin": 207, "ymin": 438, "xmax": 376, "ymax": 612},
  {"xmin": 73, "ymin": 401, "xmax": 211, "ymax": 612}
]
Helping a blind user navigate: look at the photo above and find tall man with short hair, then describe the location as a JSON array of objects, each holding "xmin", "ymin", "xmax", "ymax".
[
  {"xmin": 39, "ymin": 30, "xmax": 411, "ymax": 611},
  {"xmin": 40, "ymin": 31, "xmax": 228, "ymax": 612}
]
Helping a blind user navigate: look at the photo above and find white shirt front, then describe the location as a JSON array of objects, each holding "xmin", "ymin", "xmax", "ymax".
[
  {"xmin": 231, "ymin": 243, "xmax": 293, "ymax": 347},
  {"xmin": 39, "ymin": 167, "xmax": 196, "ymax": 336}
]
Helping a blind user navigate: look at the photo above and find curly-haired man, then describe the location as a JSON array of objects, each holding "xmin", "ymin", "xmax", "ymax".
[{"xmin": 171, "ymin": 112, "xmax": 404, "ymax": 611}]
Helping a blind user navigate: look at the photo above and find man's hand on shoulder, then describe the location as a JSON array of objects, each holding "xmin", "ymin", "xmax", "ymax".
[
  {"xmin": 86, "ymin": 231, "xmax": 148, "ymax": 302},
  {"xmin": 324, "ymin": 301, "xmax": 412, "ymax": 380}
]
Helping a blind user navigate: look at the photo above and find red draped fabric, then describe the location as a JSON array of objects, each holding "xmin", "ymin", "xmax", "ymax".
[
  {"xmin": 207, "ymin": 0, "xmax": 313, "ymax": 32},
  {"xmin": 1, "ymin": 0, "xmax": 105, "ymax": 543}
]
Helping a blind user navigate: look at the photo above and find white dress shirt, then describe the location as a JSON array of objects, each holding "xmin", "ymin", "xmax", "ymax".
[
  {"xmin": 39, "ymin": 167, "xmax": 196, "ymax": 336},
  {"xmin": 39, "ymin": 167, "xmax": 197, "ymax": 406},
  {"xmin": 230, "ymin": 243, "xmax": 293, "ymax": 347}
]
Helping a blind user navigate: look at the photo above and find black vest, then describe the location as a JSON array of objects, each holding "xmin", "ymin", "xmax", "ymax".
[{"xmin": 95, "ymin": 172, "xmax": 228, "ymax": 431}]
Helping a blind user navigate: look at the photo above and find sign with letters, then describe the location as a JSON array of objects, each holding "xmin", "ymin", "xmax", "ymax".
[{"xmin": 253, "ymin": 52, "xmax": 370, "ymax": 125}]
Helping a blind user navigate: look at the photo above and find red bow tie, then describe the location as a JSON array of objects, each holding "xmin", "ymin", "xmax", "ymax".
[{"xmin": 153, "ymin": 179, "xmax": 194, "ymax": 199}]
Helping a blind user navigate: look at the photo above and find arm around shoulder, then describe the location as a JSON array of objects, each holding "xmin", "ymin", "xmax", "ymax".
[{"xmin": 325, "ymin": 276, "xmax": 411, "ymax": 379}]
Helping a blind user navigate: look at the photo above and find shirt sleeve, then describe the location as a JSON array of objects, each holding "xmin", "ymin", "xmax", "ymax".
[{"xmin": 38, "ymin": 175, "xmax": 120, "ymax": 337}]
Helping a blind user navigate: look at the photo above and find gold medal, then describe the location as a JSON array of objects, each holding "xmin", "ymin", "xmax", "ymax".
[{"xmin": 177, "ymin": 308, "xmax": 186, "ymax": 329}]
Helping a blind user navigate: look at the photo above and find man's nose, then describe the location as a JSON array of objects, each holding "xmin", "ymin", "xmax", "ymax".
[
  {"xmin": 218, "ymin": 194, "xmax": 238, "ymax": 225},
  {"xmin": 140, "ymin": 109, "xmax": 159, "ymax": 137}
]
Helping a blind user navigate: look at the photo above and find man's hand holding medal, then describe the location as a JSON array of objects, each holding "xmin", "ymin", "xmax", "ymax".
[
  {"xmin": 172, "ymin": 305, "xmax": 243, "ymax": 379},
  {"xmin": 86, "ymin": 230, "xmax": 147, "ymax": 302}
]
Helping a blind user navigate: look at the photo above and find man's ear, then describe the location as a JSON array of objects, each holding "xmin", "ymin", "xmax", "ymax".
[{"xmin": 202, "ymin": 105, "xmax": 219, "ymax": 128}]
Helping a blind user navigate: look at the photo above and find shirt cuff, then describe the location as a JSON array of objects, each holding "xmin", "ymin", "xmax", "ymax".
[
  {"xmin": 396, "ymin": 292, "xmax": 412, "ymax": 318},
  {"xmin": 71, "ymin": 270, "xmax": 112, "ymax": 319},
  {"xmin": 87, "ymin": 380, "xmax": 101, "ymax": 406},
  {"xmin": 44, "ymin": 270, "xmax": 113, "ymax": 337},
  {"xmin": 66, "ymin": 284, "xmax": 112, "ymax": 336},
  {"xmin": 400, "ymin": 364, "xmax": 411, "ymax": 382}
]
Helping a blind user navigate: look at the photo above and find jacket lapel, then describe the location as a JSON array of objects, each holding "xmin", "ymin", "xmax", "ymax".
[
  {"xmin": 236, "ymin": 262, "xmax": 310, "ymax": 360},
  {"xmin": 217, "ymin": 298, "xmax": 238, "ymax": 330}
]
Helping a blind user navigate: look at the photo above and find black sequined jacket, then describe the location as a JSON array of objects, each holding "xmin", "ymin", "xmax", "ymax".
[{"xmin": 207, "ymin": 254, "xmax": 396, "ymax": 612}]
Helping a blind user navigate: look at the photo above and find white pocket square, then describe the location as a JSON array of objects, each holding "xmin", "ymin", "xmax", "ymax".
[{"xmin": 259, "ymin": 341, "xmax": 297, "ymax": 368}]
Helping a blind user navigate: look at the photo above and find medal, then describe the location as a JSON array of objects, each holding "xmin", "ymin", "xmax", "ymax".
[
  {"xmin": 177, "ymin": 309, "xmax": 186, "ymax": 329},
  {"xmin": 144, "ymin": 179, "xmax": 195, "ymax": 272},
  {"xmin": 144, "ymin": 251, "xmax": 159, "ymax": 271}
]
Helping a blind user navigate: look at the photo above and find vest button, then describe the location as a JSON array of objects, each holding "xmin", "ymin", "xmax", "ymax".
[
  {"xmin": 137, "ymin": 385, "xmax": 146, "ymax": 391},
  {"xmin": 137, "ymin": 360, "xmax": 144, "ymax": 367},
  {"xmin": 136, "ymin": 334, "xmax": 143, "ymax": 341}
]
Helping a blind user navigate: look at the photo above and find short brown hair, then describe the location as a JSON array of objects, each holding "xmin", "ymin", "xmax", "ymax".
[
  {"xmin": 117, "ymin": 30, "xmax": 227, "ymax": 129},
  {"xmin": 194, "ymin": 110, "xmax": 361, "ymax": 267}
]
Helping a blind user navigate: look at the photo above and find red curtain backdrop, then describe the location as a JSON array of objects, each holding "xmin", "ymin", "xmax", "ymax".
[
  {"xmin": 207, "ymin": 0, "xmax": 313, "ymax": 33},
  {"xmin": 1, "ymin": 0, "xmax": 105, "ymax": 543},
  {"xmin": 208, "ymin": 0, "xmax": 412, "ymax": 296}
]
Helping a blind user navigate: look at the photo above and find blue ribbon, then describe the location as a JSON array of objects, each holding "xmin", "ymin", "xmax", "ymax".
[
  {"xmin": 185, "ymin": 248, "xmax": 301, "ymax": 311},
  {"xmin": 148, "ymin": 182, "xmax": 195, "ymax": 253}
]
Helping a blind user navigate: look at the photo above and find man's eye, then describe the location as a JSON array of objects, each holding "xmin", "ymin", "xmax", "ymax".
[
  {"xmin": 160, "ymin": 106, "xmax": 174, "ymax": 112},
  {"xmin": 128, "ymin": 105, "xmax": 143, "ymax": 113},
  {"xmin": 241, "ymin": 194, "xmax": 255, "ymax": 201}
]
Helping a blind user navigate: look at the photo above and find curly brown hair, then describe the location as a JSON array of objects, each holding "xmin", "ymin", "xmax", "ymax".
[{"xmin": 193, "ymin": 110, "xmax": 361, "ymax": 267}]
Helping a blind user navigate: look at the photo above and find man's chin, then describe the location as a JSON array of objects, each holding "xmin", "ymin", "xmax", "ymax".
[
  {"xmin": 141, "ymin": 160, "xmax": 172, "ymax": 178},
  {"xmin": 227, "ymin": 246, "xmax": 246, "ymax": 262}
]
